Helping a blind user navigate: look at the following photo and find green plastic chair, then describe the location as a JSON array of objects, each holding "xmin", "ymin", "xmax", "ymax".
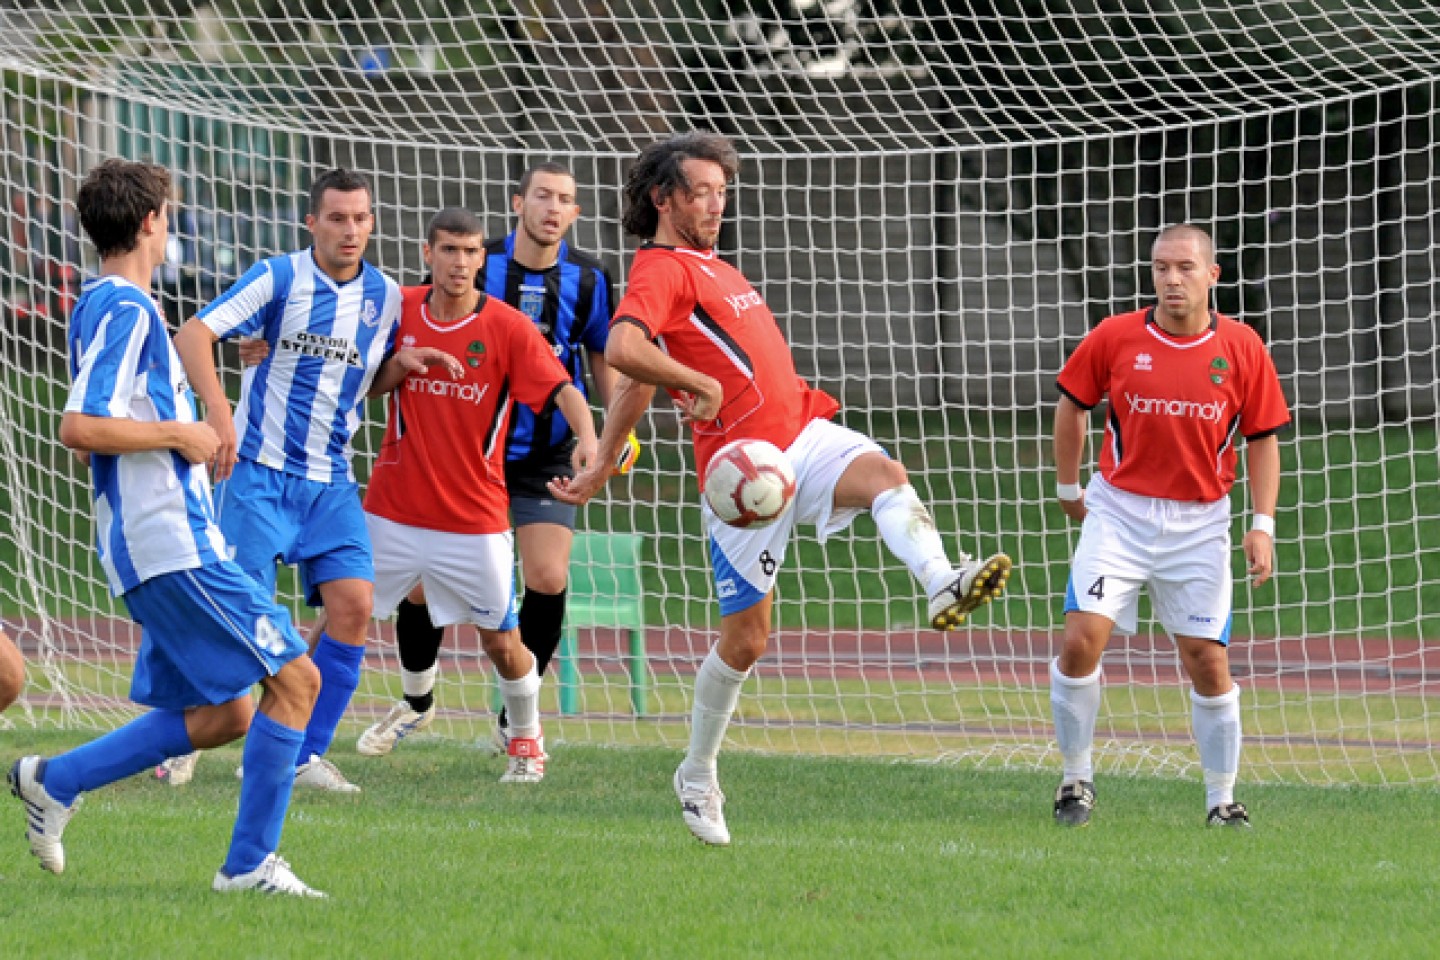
[{"xmin": 556, "ymin": 531, "xmax": 648, "ymax": 717}]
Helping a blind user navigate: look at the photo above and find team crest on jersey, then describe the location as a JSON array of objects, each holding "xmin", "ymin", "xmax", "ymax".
[
  {"xmin": 1134, "ymin": 352, "xmax": 1153, "ymax": 372},
  {"xmin": 360, "ymin": 300, "xmax": 380, "ymax": 327},
  {"xmin": 519, "ymin": 285, "xmax": 545, "ymax": 320},
  {"xmin": 466, "ymin": 339, "xmax": 486, "ymax": 369},
  {"xmin": 1209, "ymin": 357, "xmax": 1229, "ymax": 385}
]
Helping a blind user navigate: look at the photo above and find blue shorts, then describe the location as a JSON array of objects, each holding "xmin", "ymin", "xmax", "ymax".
[
  {"xmin": 216, "ymin": 458, "xmax": 373, "ymax": 605},
  {"xmin": 123, "ymin": 562, "xmax": 309, "ymax": 710}
]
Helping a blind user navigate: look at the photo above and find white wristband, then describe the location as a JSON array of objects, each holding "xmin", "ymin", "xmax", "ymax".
[
  {"xmin": 1251, "ymin": 513, "xmax": 1275, "ymax": 537},
  {"xmin": 1056, "ymin": 482, "xmax": 1083, "ymax": 502}
]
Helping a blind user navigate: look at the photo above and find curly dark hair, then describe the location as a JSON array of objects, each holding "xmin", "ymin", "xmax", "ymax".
[{"xmin": 620, "ymin": 131, "xmax": 740, "ymax": 240}]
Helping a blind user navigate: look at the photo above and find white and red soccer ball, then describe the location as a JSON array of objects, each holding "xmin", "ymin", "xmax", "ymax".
[{"xmin": 703, "ymin": 438, "xmax": 797, "ymax": 529}]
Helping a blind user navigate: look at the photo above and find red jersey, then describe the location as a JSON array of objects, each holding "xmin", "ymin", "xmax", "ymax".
[
  {"xmin": 1057, "ymin": 307, "xmax": 1290, "ymax": 503},
  {"xmin": 614, "ymin": 244, "xmax": 839, "ymax": 480},
  {"xmin": 364, "ymin": 286, "xmax": 571, "ymax": 534}
]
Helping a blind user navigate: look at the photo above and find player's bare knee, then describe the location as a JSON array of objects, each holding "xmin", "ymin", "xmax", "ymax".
[
  {"xmin": 189, "ymin": 699, "xmax": 252, "ymax": 748},
  {"xmin": 523, "ymin": 568, "xmax": 569, "ymax": 595},
  {"xmin": 0, "ymin": 654, "xmax": 23, "ymax": 713},
  {"xmin": 269, "ymin": 655, "xmax": 321, "ymax": 711}
]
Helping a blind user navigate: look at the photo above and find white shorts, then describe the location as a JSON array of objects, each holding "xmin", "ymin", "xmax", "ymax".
[
  {"xmin": 365, "ymin": 513, "xmax": 518, "ymax": 631},
  {"xmin": 707, "ymin": 418, "xmax": 883, "ymax": 616},
  {"xmin": 1064, "ymin": 476, "xmax": 1234, "ymax": 642}
]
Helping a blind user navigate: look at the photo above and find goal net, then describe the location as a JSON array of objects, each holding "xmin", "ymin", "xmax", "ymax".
[{"xmin": 2, "ymin": 1, "xmax": 1436, "ymax": 785}]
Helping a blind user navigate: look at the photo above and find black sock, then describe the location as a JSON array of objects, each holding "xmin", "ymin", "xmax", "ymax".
[
  {"xmin": 396, "ymin": 599, "xmax": 444, "ymax": 714},
  {"xmin": 519, "ymin": 587, "xmax": 567, "ymax": 677}
]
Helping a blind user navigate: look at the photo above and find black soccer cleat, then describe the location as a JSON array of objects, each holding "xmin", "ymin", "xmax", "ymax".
[
  {"xmin": 1053, "ymin": 780, "xmax": 1096, "ymax": 827},
  {"xmin": 1207, "ymin": 801, "xmax": 1251, "ymax": 828}
]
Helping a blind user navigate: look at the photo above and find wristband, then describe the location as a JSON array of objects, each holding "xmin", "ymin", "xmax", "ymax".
[
  {"xmin": 1056, "ymin": 482, "xmax": 1083, "ymax": 502},
  {"xmin": 1251, "ymin": 513, "xmax": 1275, "ymax": 537}
]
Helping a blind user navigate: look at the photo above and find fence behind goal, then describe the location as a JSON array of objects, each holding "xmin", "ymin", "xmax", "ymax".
[{"xmin": 0, "ymin": 2, "xmax": 1436, "ymax": 785}]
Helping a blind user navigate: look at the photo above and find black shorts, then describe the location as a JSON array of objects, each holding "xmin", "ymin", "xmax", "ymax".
[{"xmin": 506, "ymin": 445, "xmax": 578, "ymax": 530}]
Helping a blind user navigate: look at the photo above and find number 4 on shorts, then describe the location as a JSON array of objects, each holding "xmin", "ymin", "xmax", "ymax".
[{"xmin": 1087, "ymin": 576, "xmax": 1105, "ymax": 600}]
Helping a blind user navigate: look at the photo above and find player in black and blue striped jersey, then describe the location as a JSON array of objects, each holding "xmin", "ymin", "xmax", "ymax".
[{"xmin": 363, "ymin": 163, "xmax": 624, "ymax": 755}]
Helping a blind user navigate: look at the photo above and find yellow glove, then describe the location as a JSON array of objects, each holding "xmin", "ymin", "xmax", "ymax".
[{"xmin": 614, "ymin": 430, "xmax": 641, "ymax": 475}]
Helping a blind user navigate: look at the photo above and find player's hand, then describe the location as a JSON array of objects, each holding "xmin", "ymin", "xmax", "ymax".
[
  {"xmin": 236, "ymin": 337, "xmax": 270, "ymax": 367},
  {"xmin": 548, "ymin": 464, "xmax": 609, "ymax": 507},
  {"xmin": 396, "ymin": 346, "xmax": 464, "ymax": 380},
  {"xmin": 176, "ymin": 421, "xmax": 222, "ymax": 466},
  {"xmin": 1058, "ymin": 493, "xmax": 1087, "ymax": 523},
  {"xmin": 677, "ymin": 375, "xmax": 722, "ymax": 424},
  {"xmin": 205, "ymin": 405, "xmax": 238, "ymax": 481},
  {"xmin": 1243, "ymin": 528, "xmax": 1274, "ymax": 586}
]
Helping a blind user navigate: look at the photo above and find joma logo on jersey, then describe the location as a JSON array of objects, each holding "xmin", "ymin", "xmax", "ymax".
[
  {"xmin": 1124, "ymin": 392, "xmax": 1228, "ymax": 423},
  {"xmin": 724, "ymin": 290, "xmax": 763, "ymax": 317},
  {"xmin": 280, "ymin": 331, "xmax": 362, "ymax": 367},
  {"xmin": 519, "ymin": 286, "xmax": 545, "ymax": 320}
]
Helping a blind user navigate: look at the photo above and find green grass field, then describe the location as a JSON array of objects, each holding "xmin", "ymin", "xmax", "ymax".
[{"xmin": 1, "ymin": 731, "xmax": 1435, "ymax": 959}]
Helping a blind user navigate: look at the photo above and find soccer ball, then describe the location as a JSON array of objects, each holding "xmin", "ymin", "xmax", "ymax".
[{"xmin": 703, "ymin": 438, "xmax": 797, "ymax": 529}]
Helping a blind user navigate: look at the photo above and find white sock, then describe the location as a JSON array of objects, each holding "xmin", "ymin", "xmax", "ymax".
[
  {"xmin": 401, "ymin": 665, "xmax": 438, "ymax": 701},
  {"xmin": 498, "ymin": 665, "xmax": 542, "ymax": 739},
  {"xmin": 679, "ymin": 647, "xmax": 749, "ymax": 785},
  {"xmin": 870, "ymin": 484, "xmax": 955, "ymax": 592},
  {"xmin": 1050, "ymin": 658, "xmax": 1103, "ymax": 783},
  {"xmin": 1192, "ymin": 685, "xmax": 1242, "ymax": 810}
]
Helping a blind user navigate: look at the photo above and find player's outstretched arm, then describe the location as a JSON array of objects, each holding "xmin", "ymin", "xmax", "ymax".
[
  {"xmin": 1052, "ymin": 394, "xmax": 1089, "ymax": 522},
  {"xmin": 60, "ymin": 412, "xmax": 221, "ymax": 465},
  {"xmin": 368, "ymin": 346, "xmax": 465, "ymax": 397},
  {"xmin": 1242, "ymin": 433, "xmax": 1281, "ymax": 586},
  {"xmin": 550, "ymin": 373, "xmax": 655, "ymax": 506},
  {"xmin": 173, "ymin": 318, "xmax": 238, "ymax": 480}
]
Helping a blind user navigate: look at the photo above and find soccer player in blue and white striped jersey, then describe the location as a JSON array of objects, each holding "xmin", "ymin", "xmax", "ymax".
[
  {"xmin": 172, "ymin": 169, "xmax": 454, "ymax": 792},
  {"xmin": 8, "ymin": 158, "xmax": 325, "ymax": 895}
]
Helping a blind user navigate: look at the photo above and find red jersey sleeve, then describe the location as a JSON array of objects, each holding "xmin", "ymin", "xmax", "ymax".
[
  {"xmin": 1056, "ymin": 320, "xmax": 1113, "ymax": 409},
  {"xmin": 613, "ymin": 253, "xmax": 692, "ymax": 339},
  {"xmin": 1237, "ymin": 327, "xmax": 1291, "ymax": 439},
  {"xmin": 499, "ymin": 304, "xmax": 571, "ymax": 412}
]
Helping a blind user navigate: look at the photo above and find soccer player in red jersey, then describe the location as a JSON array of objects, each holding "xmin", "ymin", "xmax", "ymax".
[
  {"xmin": 358, "ymin": 208, "xmax": 599, "ymax": 782},
  {"xmin": 551, "ymin": 130, "xmax": 1012, "ymax": 845},
  {"xmin": 1049, "ymin": 224, "xmax": 1289, "ymax": 829}
]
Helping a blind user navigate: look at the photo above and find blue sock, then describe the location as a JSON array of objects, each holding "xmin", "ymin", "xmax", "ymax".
[
  {"xmin": 42, "ymin": 709, "xmax": 192, "ymax": 806},
  {"xmin": 299, "ymin": 633, "xmax": 365, "ymax": 762},
  {"xmin": 222, "ymin": 710, "xmax": 304, "ymax": 877}
]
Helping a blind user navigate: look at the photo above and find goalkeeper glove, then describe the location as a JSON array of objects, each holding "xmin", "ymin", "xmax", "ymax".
[{"xmin": 614, "ymin": 430, "xmax": 641, "ymax": 475}]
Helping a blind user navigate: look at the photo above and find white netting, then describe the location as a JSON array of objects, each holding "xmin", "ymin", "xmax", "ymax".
[{"xmin": 1, "ymin": 1, "xmax": 1437, "ymax": 783}]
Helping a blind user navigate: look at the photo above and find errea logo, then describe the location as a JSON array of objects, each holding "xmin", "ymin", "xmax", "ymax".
[{"xmin": 1134, "ymin": 352, "xmax": 1153, "ymax": 372}]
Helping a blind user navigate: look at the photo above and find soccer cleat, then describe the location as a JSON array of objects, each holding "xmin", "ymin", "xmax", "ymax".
[
  {"xmin": 213, "ymin": 853, "xmax": 327, "ymax": 898},
  {"xmin": 1207, "ymin": 801, "xmax": 1252, "ymax": 828},
  {"xmin": 356, "ymin": 701, "xmax": 435, "ymax": 757},
  {"xmin": 155, "ymin": 751, "xmax": 201, "ymax": 786},
  {"xmin": 8, "ymin": 756, "xmax": 78, "ymax": 875},
  {"xmin": 500, "ymin": 737, "xmax": 546, "ymax": 783},
  {"xmin": 674, "ymin": 766, "xmax": 730, "ymax": 846},
  {"xmin": 293, "ymin": 754, "xmax": 362, "ymax": 794},
  {"xmin": 493, "ymin": 716, "xmax": 548, "ymax": 759},
  {"xmin": 1053, "ymin": 779, "xmax": 1096, "ymax": 827},
  {"xmin": 927, "ymin": 552, "xmax": 1013, "ymax": 630}
]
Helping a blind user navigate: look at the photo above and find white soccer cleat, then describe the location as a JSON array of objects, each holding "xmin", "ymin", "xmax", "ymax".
[
  {"xmin": 927, "ymin": 552, "xmax": 1013, "ymax": 630},
  {"xmin": 500, "ymin": 736, "xmax": 546, "ymax": 783},
  {"xmin": 673, "ymin": 766, "xmax": 730, "ymax": 846},
  {"xmin": 8, "ymin": 756, "xmax": 78, "ymax": 875},
  {"xmin": 213, "ymin": 852, "xmax": 327, "ymax": 898},
  {"xmin": 155, "ymin": 751, "xmax": 201, "ymax": 786},
  {"xmin": 293, "ymin": 754, "xmax": 362, "ymax": 793},
  {"xmin": 356, "ymin": 701, "xmax": 435, "ymax": 757}
]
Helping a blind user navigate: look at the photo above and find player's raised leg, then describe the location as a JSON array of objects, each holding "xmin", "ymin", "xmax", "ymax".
[{"xmin": 836, "ymin": 447, "xmax": 1011, "ymax": 630}]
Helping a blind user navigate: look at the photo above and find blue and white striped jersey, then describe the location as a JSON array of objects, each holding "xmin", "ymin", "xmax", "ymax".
[
  {"xmin": 198, "ymin": 250, "xmax": 401, "ymax": 483},
  {"xmin": 65, "ymin": 276, "xmax": 229, "ymax": 596}
]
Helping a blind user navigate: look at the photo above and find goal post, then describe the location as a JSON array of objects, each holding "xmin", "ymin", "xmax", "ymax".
[{"xmin": 1, "ymin": 1, "xmax": 1436, "ymax": 783}]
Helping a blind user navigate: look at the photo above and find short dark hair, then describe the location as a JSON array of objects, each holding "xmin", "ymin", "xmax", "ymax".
[
  {"xmin": 621, "ymin": 131, "xmax": 740, "ymax": 240},
  {"xmin": 425, "ymin": 207, "xmax": 485, "ymax": 246},
  {"xmin": 76, "ymin": 158, "xmax": 171, "ymax": 260},
  {"xmin": 516, "ymin": 161, "xmax": 574, "ymax": 199},
  {"xmin": 1152, "ymin": 223, "xmax": 1215, "ymax": 264},
  {"xmin": 309, "ymin": 168, "xmax": 372, "ymax": 215}
]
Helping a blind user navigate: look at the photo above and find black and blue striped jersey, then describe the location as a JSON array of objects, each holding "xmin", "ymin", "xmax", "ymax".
[{"xmin": 481, "ymin": 234, "xmax": 613, "ymax": 462}]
